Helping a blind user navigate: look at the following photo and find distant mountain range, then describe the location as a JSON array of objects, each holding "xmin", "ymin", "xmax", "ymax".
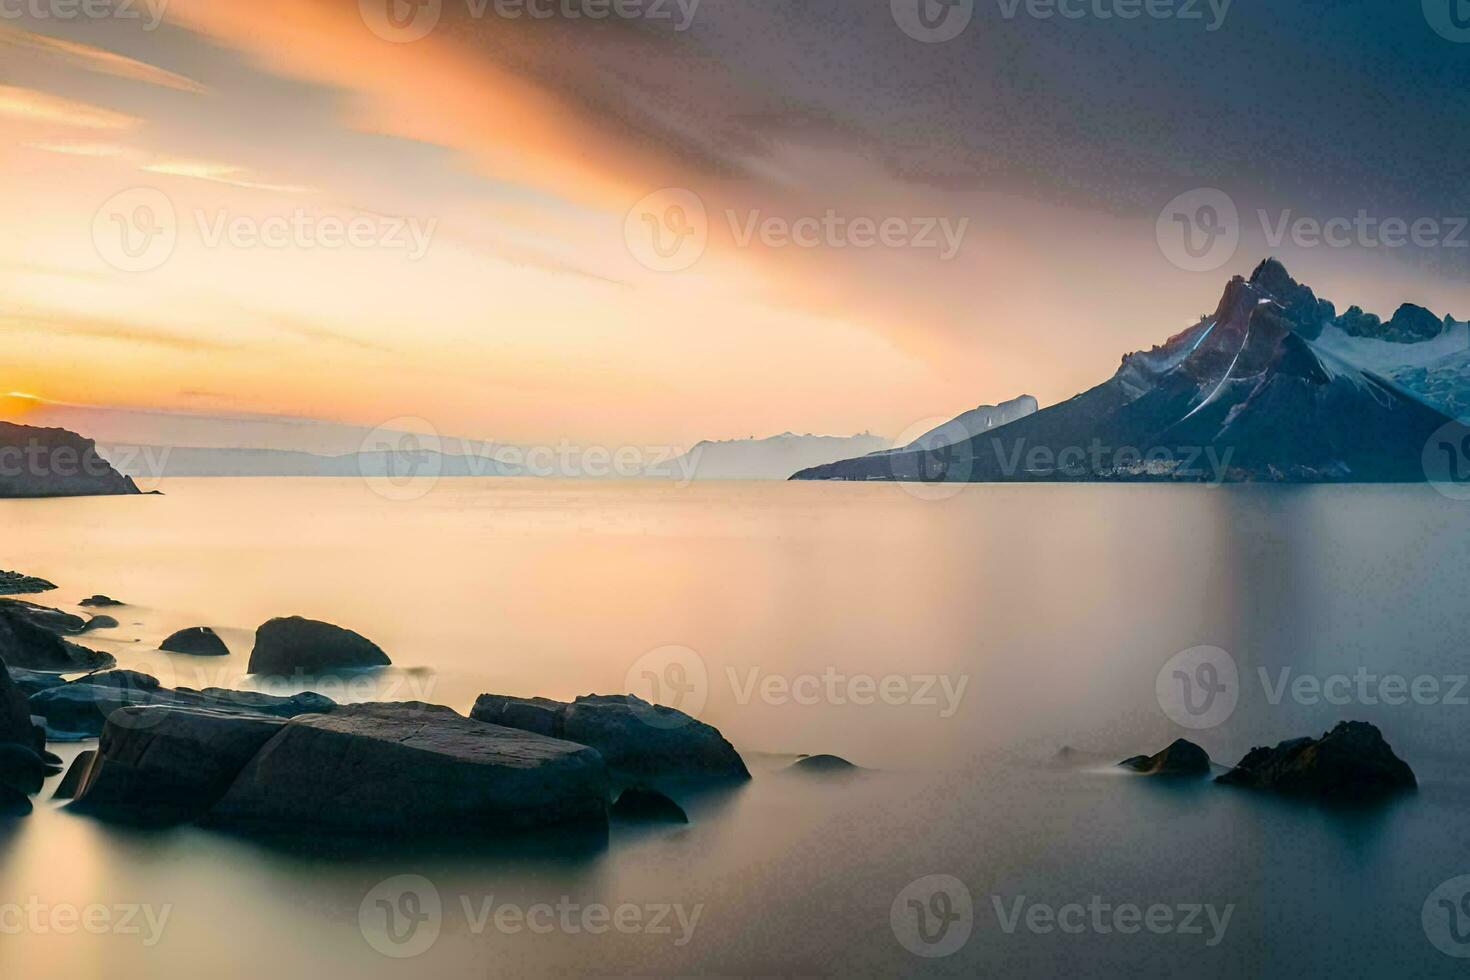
[
  {"xmin": 794, "ymin": 260, "xmax": 1457, "ymax": 484},
  {"xmin": 663, "ymin": 432, "xmax": 891, "ymax": 481}
]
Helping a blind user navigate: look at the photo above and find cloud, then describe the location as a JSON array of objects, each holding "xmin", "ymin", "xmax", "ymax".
[
  {"xmin": 24, "ymin": 139, "xmax": 133, "ymax": 158},
  {"xmin": 0, "ymin": 26, "xmax": 207, "ymax": 93},
  {"xmin": 0, "ymin": 85, "xmax": 140, "ymax": 129},
  {"xmin": 141, "ymin": 159, "xmax": 313, "ymax": 193},
  {"xmin": 0, "ymin": 311, "xmax": 237, "ymax": 353}
]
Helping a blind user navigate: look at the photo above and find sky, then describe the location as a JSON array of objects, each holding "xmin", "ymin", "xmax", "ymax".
[{"xmin": 2, "ymin": 0, "xmax": 1469, "ymax": 448}]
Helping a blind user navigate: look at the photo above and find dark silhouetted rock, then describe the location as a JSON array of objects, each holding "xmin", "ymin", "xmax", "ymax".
[
  {"xmin": 0, "ymin": 785, "xmax": 32, "ymax": 816},
  {"xmin": 1382, "ymin": 304, "xmax": 1444, "ymax": 343},
  {"xmin": 0, "ymin": 598, "xmax": 88, "ymax": 633},
  {"xmin": 160, "ymin": 627, "xmax": 230, "ymax": 657},
  {"xmin": 80, "ymin": 615, "xmax": 118, "ymax": 632},
  {"xmin": 0, "ymin": 609, "xmax": 115, "ymax": 672},
  {"xmin": 8, "ymin": 668, "xmax": 66, "ymax": 698},
  {"xmin": 1119, "ymin": 739, "xmax": 1212, "ymax": 777},
  {"xmin": 472, "ymin": 693, "xmax": 749, "ymax": 783},
  {"xmin": 788, "ymin": 754, "xmax": 861, "ymax": 775},
  {"xmin": 1216, "ymin": 721, "xmax": 1416, "ymax": 800},
  {"xmin": 248, "ymin": 617, "xmax": 391, "ymax": 675},
  {"xmin": 72, "ymin": 707, "xmax": 290, "ymax": 824},
  {"xmin": 0, "ymin": 660, "xmax": 35, "ymax": 749},
  {"xmin": 53, "ymin": 750, "xmax": 97, "ymax": 801},
  {"xmin": 29, "ymin": 670, "xmax": 336, "ymax": 740},
  {"xmin": 612, "ymin": 786, "xmax": 688, "ymax": 823},
  {"xmin": 207, "ymin": 702, "xmax": 608, "ymax": 836},
  {"xmin": 0, "ymin": 743, "xmax": 46, "ymax": 795},
  {"xmin": 79, "ymin": 595, "xmax": 124, "ymax": 608},
  {"xmin": 0, "ymin": 421, "xmax": 140, "ymax": 498},
  {"xmin": 0, "ymin": 571, "xmax": 56, "ymax": 596}
]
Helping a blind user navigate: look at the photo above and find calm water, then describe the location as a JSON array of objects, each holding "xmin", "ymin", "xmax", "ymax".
[{"xmin": 3, "ymin": 478, "xmax": 1470, "ymax": 977}]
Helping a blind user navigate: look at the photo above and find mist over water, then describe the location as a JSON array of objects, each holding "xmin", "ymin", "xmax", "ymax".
[{"xmin": 3, "ymin": 478, "xmax": 1468, "ymax": 976}]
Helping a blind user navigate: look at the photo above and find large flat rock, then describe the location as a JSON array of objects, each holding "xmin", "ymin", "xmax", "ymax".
[
  {"xmin": 472, "ymin": 693, "xmax": 750, "ymax": 783},
  {"xmin": 207, "ymin": 702, "xmax": 608, "ymax": 836},
  {"xmin": 0, "ymin": 609, "xmax": 115, "ymax": 672}
]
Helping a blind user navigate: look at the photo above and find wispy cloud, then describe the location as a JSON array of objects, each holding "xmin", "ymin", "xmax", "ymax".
[
  {"xmin": 24, "ymin": 139, "xmax": 133, "ymax": 158},
  {"xmin": 0, "ymin": 311, "xmax": 236, "ymax": 353},
  {"xmin": 141, "ymin": 159, "xmax": 312, "ymax": 193},
  {"xmin": 0, "ymin": 26, "xmax": 206, "ymax": 93},
  {"xmin": 0, "ymin": 85, "xmax": 139, "ymax": 130}
]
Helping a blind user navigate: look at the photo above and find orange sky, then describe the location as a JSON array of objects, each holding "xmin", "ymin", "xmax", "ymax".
[{"xmin": 3, "ymin": 4, "xmax": 1467, "ymax": 446}]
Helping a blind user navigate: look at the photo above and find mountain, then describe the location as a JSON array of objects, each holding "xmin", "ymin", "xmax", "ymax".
[
  {"xmin": 669, "ymin": 432, "xmax": 891, "ymax": 481},
  {"xmin": 0, "ymin": 422, "xmax": 140, "ymax": 497},
  {"xmin": 793, "ymin": 260, "xmax": 1455, "ymax": 484},
  {"xmin": 877, "ymin": 396, "xmax": 1038, "ymax": 455}
]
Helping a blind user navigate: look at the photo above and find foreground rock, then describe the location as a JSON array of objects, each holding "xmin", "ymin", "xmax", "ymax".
[
  {"xmin": 0, "ymin": 743, "xmax": 48, "ymax": 795},
  {"xmin": 0, "ymin": 661, "xmax": 37, "ymax": 749},
  {"xmin": 53, "ymin": 749, "xmax": 97, "ymax": 800},
  {"xmin": 472, "ymin": 693, "xmax": 750, "ymax": 783},
  {"xmin": 71, "ymin": 707, "xmax": 289, "ymax": 824},
  {"xmin": 0, "ymin": 785, "xmax": 32, "ymax": 816},
  {"xmin": 160, "ymin": 627, "xmax": 230, "ymax": 657},
  {"xmin": 612, "ymin": 787, "xmax": 688, "ymax": 823},
  {"xmin": 29, "ymin": 670, "xmax": 335, "ymax": 740},
  {"xmin": 1119, "ymin": 739, "xmax": 1212, "ymax": 777},
  {"xmin": 0, "ymin": 609, "xmax": 116, "ymax": 672},
  {"xmin": 7, "ymin": 667, "xmax": 68, "ymax": 698},
  {"xmin": 207, "ymin": 703, "xmax": 608, "ymax": 835},
  {"xmin": 0, "ymin": 571, "xmax": 56, "ymax": 596},
  {"xmin": 0, "ymin": 598, "xmax": 88, "ymax": 633},
  {"xmin": 1216, "ymin": 721, "xmax": 1416, "ymax": 800},
  {"xmin": 248, "ymin": 617, "xmax": 391, "ymax": 675}
]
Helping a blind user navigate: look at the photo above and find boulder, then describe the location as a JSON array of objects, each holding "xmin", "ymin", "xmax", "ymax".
[
  {"xmin": 53, "ymin": 750, "xmax": 97, "ymax": 801},
  {"xmin": 29, "ymin": 670, "xmax": 336, "ymax": 740},
  {"xmin": 7, "ymin": 667, "xmax": 66, "ymax": 698},
  {"xmin": 788, "ymin": 754, "xmax": 861, "ymax": 775},
  {"xmin": 0, "ymin": 421, "xmax": 140, "ymax": 498},
  {"xmin": 160, "ymin": 627, "xmax": 230, "ymax": 657},
  {"xmin": 1118, "ymin": 739, "xmax": 1212, "ymax": 777},
  {"xmin": 208, "ymin": 702, "xmax": 609, "ymax": 836},
  {"xmin": 79, "ymin": 596, "xmax": 124, "ymax": 607},
  {"xmin": 0, "ymin": 571, "xmax": 56, "ymax": 596},
  {"xmin": 1215, "ymin": 721, "xmax": 1416, "ymax": 800},
  {"xmin": 612, "ymin": 787, "xmax": 688, "ymax": 823},
  {"xmin": 0, "ymin": 609, "xmax": 116, "ymax": 672},
  {"xmin": 71, "ymin": 707, "xmax": 290, "ymax": 824},
  {"xmin": 0, "ymin": 743, "xmax": 46, "ymax": 795},
  {"xmin": 80, "ymin": 615, "xmax": 118, "ymax": 632},
  {"xmin": 0, "ymin": 598, "xmax": 88, "ymax": 633},
  {"xmin": 248, "ymin": 617, "xmax": 391, "ymax": 675},
  {"xmin": 0, "ymin": 785, "xmax": 32, "ymax": 817},
  {"xmin": 0, "ymin": 660, "xmax": 36, "ymax": 749},
  {"xmin": 472, "ymin": 693, "xmax": 749, "ymax": 783}
]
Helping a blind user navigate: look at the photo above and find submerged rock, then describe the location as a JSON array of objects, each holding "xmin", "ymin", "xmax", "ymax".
[
  {"xmin": 160, "ymin": 627, "xmax": 230, "ymax": 657},
  {"xmin": 1215, "ymin": 721, "xmax": 1416, "ymax": 800},
  {"xmin": 29, "ymin": 670, "xmax": 336, "ymax": 740},
  {"xmin": 1119, "ymin": 739, "xmax": 1212, "ymax": 777},
  {"xmin": 80, "ymin": 615, "xmax": 118, "ymax": 632},
  {"xmin": 0, "ymin": 743, "xmax": 46, "ymax": 795},
  {"xmin": 207, "ymin": 702, "xmax": 608, "ymax": 836},
  {"xmin": 0, "ymin": 571, "xmax": 57, "ymax": 596},
  {"xmin": 788, "ymin": 754, "xmax": 861, "ymax": 775},
  {"xmin": 0, "ymin": 609, "xmax": 116, "ymax": 672},
  {"xmin": 612, "ymin": 786, "xmax": 688, "ymax": 823},
  {"xmin": 72, "ymin": 707, "xmax": 290, "ymax": 824},
  {"xmin": 79, "ymin": 595, "xmax": 124, "ymax": 608},
  {"xmin": 0, "ymin": 785, "xmax": 32, "ymax": 817},
  {"xmin": 0, "ymin": 598, "xmax": 89, "ymax": 634},
  {"xmin": 248, "ymin": 617, "xmax": 391, "ymax": 675},
  {"xmin": 472, "ymin": 693, "xmax": 750, "ymax": 783}
]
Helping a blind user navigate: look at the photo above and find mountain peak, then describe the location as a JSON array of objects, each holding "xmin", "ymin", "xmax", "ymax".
[{"xmin": 1248, "ymin": 257, "xmax": 1300, "ymax": 298}]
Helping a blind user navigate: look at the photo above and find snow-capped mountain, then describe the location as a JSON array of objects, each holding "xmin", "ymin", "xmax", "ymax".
[
  {"xmin": 793, "ymin": 260, "xmax": 1454, "ymax": 483},
  {"xmin": 874, "ymin": 395, "xmax": 1038, "ymax": 456}
]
